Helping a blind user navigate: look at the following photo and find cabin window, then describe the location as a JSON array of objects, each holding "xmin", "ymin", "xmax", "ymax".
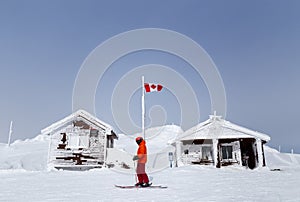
[
  {"xmin": 67, "ymin": 129, "xmax": 90, "ymax": 149},
  {"xmin": 202, "ymin": 146, "xmax": 212, "ymax": 160},
  {"xmin": 221, "ymin": 146, "xmax": 233, "ymax": 160}
]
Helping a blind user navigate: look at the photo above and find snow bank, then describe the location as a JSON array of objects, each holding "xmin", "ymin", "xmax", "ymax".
[
  {"xmin": 0, "ymin": 134, "xmax": 49, "ymax": 171},
  {"xmin": 264, "ymin": 146, "xmax": 300, "ymax": 169},
  {"xmin": 116, "ymin": 124, "xmax": 183, "ymax": 154},
  {"xmin": 108, "ymin": 125, "xmax": 182, "ymax": 173}
]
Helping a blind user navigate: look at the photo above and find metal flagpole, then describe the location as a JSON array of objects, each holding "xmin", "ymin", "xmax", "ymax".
[{"xmin": 142, "ymin": 76, "xmax": 145, "ymax": 139}]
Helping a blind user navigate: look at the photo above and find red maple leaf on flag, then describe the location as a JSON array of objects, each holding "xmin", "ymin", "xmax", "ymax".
[{"xmin": 144, "ymin": 83, "xmax": 163, "ymax": 93}]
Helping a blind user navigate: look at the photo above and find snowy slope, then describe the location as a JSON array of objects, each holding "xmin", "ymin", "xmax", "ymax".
[
  {"xmin": 1, "ymin": 126, "xmax": 300, "ymax": 201},
  {"xmin": 115, "ymin": 124, "xmax": 183, "ymax": 154},
  {"xmin": 0, "ymin": 135, "xmax": 49, "ymax": 171},
  {"xmin": 107, "ymin": 125, "xmax": 183, "ymax": 173},
  {"xmin": 264, "ymin": 146, "xmax": 300, "ymax": 169}
]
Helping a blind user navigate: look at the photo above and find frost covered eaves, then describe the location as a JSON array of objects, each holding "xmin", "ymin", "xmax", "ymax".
[
  {"xmin": 40, "ymin": 109, "xmax": 115, "ymax": 136},
  {"xmin": 176, "ymin": 116, "xmax": 271, "ymax": 142},
  {"xmin": 175, "ymin": 119, "xmax": 211, "ymax": 141},
  {"xmin": 223, "ymin": 120, "xmax": 270, "ymax": 141}
]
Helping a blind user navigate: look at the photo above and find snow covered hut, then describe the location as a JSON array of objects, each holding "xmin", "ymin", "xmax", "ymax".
[
  {"xmin": 42, "ymin": 110, "xmax": 118, "ymax": 170},
  {"xmin": 175, "ymin": 114, "xmax": 270, "ymax": 169}
]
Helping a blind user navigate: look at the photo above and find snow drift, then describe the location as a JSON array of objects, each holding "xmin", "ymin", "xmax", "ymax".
[{"xmin": 0, "ymin": 135, "xmax": 49, "ymax": 171}]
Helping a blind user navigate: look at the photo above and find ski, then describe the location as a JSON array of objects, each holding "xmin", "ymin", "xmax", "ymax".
[{"xmin": 115, "ymin": 185, "xmax": 167, "ymax": 189}]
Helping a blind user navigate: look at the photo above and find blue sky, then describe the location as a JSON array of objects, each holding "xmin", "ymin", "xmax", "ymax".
[{"xmin": 0, "ymin": 0, "xmax": 299, "ymax": 153}]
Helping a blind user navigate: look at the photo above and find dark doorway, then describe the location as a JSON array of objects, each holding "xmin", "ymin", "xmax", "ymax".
[{"xmin": 240, "ymin": 138, "xmax": 257, "ymax": 169}]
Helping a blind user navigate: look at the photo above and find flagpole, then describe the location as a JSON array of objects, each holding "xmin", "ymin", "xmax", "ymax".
[{"xmin": 142, "ymin": 76, "xmax": 145, "ymax": 139}]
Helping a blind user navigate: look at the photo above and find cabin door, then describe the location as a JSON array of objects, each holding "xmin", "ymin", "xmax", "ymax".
[{"xmin": 240, "ymin": 138, "xmax": 257, "ymax": 169}]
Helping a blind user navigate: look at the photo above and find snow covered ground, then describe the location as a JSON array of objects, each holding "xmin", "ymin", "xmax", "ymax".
[
  {"xmin": 1, "ymin": 166, "xmax": 300, "ymax": 201},
  {"xmin": 1, "ymin": 125, "xmax": 300, "ymax": 201}
]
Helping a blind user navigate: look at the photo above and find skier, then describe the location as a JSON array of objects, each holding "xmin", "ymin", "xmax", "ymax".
[{"xmin": 133, "ymin": 136, "xmax": 151, "ymax": 187}]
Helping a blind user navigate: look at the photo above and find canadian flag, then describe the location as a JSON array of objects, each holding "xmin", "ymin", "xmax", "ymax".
[{"xmin": 144, "ymin": 83, "xmax": 163, "ymax": 93}]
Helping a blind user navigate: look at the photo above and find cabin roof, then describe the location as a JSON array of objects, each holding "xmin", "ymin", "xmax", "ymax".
[
  {"xmin": 41, "ymin": 109, "xmax": 117, "ymax": 138},
  {"xmin": 177, "ymin": 115, "xmax": 270, "ymax": 142}
]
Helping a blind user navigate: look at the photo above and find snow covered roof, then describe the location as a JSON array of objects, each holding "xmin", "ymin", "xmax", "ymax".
[
  {"xmin": 177, "ymin": 115, "xmax": 271, "ymax": 142},
  {"xmin": 41, "ymin": 109, "xmax": 116, "ymax": 137}
]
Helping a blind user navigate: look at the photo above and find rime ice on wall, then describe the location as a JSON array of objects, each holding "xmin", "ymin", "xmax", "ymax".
[
  {"xmin": 42, "ymin": 110, "xmax": 117, "ymax": 170},
  {"xmin": 175, "ymin": 115, "xmax": 271, "ymax": 169}
]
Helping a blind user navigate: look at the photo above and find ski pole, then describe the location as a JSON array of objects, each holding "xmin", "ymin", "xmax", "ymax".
[{"xmin": 134, "ymin": 160, "xmax": 138, "ymax": 184}]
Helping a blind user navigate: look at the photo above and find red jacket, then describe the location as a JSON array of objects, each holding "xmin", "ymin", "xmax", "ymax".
[{"xmin": 137, "ymin": 140, "xmax": 147, "ymax": 164}]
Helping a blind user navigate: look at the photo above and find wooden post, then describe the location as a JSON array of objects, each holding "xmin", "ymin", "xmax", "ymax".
[
  {"xmin": 103, "ymin": 128, "xmax": 108, "ymax": 168},
  {"xmin": 175, "ymin": 141, "xmax": 182, "ymax": 167},
  {"xmin": 7, "ymin": 121, "xmax": 13, "ymax": 146},
  {"xmin": 47, "ymin": 132, "xmax": 52, "ymax": 171},
  {"xmin": 256, "ymin": 138, "xmax": 263, "ymax": 168},
  {"xmin": 213, "ymin": 139, "xmax": 219, "ymax": 168}
]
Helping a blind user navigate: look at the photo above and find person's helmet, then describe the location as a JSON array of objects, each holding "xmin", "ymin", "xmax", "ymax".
[{"xmin": 136, "ymin": 136, "xmax": 143, "ymax": 145}]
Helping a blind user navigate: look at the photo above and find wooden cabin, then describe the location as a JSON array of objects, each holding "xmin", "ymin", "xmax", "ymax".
[
  {"xmin": 42, "ymin": 110, "xmax": 118, "ymax": 170},
  {"xmin": 174, "ymin": 114, "xmax": 270, "ymax": 169}
]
